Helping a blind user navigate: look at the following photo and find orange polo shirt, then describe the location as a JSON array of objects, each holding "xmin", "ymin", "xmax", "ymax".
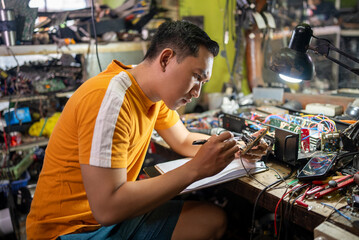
[{"xmin": 26, "ymin": 60, "xmax": 179, "ymax": 239}]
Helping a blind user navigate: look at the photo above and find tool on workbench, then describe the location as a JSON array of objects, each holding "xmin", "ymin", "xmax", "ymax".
[
  {"xmin": 314, "ymin": 177, "xmax": 355, "ymax": 199},
  {"xmin": 295, "ymin": 185, "xmax": 311, "ymax": 208},
  {"xmin": 307, "ymin": 175, "xmax": 352, "ymax": 195}
]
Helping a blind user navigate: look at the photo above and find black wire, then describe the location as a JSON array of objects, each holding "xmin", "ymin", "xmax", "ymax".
[
  {"xmin": 249, "ymin": 167, "xmax": 295, "ymax": 240},
  {"xmin": 284, "ymin": 193, "xmax": 303, "ymax": 240},
  {"xmin": 279, "ymin": 185, "xmax": 305, "ymax": 240},
  {"xmin": 283, "ymin": 185, "xmax": 305, "ymax": 219},
  {"xmin": 91, "ymin": 0, "xmax": 102, "ymax": 72},
  {"xmin": 276, "ymin": 184, "xmax": 291, "ymax": 240},
  {"xmin": 239, "ymin": 150, "xmax": 281, "ymax": 189},
  {"xmin": 250, "ymin": 180, "xmax": 281, "ymax": 240}
]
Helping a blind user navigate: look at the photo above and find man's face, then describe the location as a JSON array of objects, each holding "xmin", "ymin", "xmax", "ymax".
[{"xmin": 160, "ymin": 46, "xmax": 214, "ymax": 110}]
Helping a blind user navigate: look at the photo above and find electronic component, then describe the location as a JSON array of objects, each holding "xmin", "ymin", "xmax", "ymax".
[
  {"xmin": 321, "ymin": 132, "xmax": 340, "ymax": 152},
  {"xmin": 241, "ymin": 127, "xmax": 269, "ymax": 155},
  {"xmin": 0, "ymin": 149, "xmax": 35, "ymax": 180},
  {"xmin": 297, "ymin": 153, "xmax": 338, "ymax": 181},
  {"xmin": 222, "ymin": 113, "xmax": 246, "ymax": 133},
  {"xmin": 301, "ymin": 128, "xmax": 310, "ymax": 152},
  {"xmin": 341, "ymin": 121, "xmax": 359, "ymax": 152},
  {"xmin": 269, "ymin": 118, "xmax": 301, "ymax": 133},
  {"xmin": 34, "ymin": 78, "xmax": 66, "ymax": 93},
  {"xmin": 2, "ymin": 58, "xmax": 83, "ymax": 97}
]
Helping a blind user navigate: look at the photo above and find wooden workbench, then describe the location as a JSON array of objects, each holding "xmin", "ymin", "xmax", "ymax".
[
  {"xmin": 224, "ymin": 160, "xmax": 359, "ymax": 236},
  {"xmin": 152, "ymin": 141, "xmax": 359, "ymax": 236}
]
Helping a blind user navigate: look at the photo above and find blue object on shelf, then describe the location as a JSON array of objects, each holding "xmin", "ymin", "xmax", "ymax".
[
  {"xmin": 3, "ymin": 107, "xmax": 32, "ymax": 125},
  {"xmin": 0, "ymin": 171, "xmax": 30, "ymax": 195}
]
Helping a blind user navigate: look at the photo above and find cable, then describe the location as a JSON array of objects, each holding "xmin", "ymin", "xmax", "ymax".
[
  {"xmin": 273, "ymin": 183, "xmax": 307, "ymax": 237},
  {"xmin": 249, "ymin": 167, "xmax": 295, "ymax": 240},
  {"xmin": 277, "ymin": 187, "xmax": 294, "ymax": 240},
  {"xmin": 321, "ymin": 202, "xmax": 352, "ymax": 222},
  {"xmin": 240, "ymin": 157, "xmax": 267, "ymax": 188},
  {"xmin": 276, "ymin": 187, "xmax": 290, "ymax": 239},
  {"xmin": 249, "ymin": 179, "xmax": 282, "ymax": 240},
  {"xmin": 240, "ymin": 154, "xmax": 289, "ymax": 189},
  {"xmin": 284, "ymin": 193, "xmax": 303, "ymax": 240},
  {"xmin": 276, "ymin": 183, "xmax": 309, "ymax": 240},
  {"xmin": 91, "ymin": 0, "xmax": 102, "ymax": 72},
  {"xmin": 324, "ymin": 196, "xmax": 347, "ymax": 221}
]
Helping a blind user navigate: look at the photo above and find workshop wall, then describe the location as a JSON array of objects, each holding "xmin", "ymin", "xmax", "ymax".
[
  {"xmin": 102, "ymin": 0, "xmax": 126, "ymax": 9},
  {"xmin": 179, "ymin": 0, "xmax": 239, "ymax": 94}
]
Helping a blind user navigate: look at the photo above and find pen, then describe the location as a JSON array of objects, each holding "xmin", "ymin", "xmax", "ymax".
[
  {"xmin": 192, "ymin": 136, "xmax": 243, "ymax": 145},
  {"xmin": 192, "ymin": 139, "xmax": 208, "ymax": 145}
]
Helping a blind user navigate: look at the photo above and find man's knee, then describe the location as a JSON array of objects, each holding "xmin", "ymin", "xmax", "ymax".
[
  {"xmin": 172, "ymin": 201, "xmax": 227, "ymax": 240},
  {"xmin": 208, "ymin": 203, "xmax": 227, "ymax": 239}
]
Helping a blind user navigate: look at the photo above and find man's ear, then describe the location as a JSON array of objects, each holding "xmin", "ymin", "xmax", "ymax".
[{"xmin": 159, "ymin": 48, "xmax": 175, "ymax": 72}]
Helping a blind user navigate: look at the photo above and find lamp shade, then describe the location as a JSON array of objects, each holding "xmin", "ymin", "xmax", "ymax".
[{"xmin": 269, "ymin": 24, "xmax": 315, "ymax": 82}]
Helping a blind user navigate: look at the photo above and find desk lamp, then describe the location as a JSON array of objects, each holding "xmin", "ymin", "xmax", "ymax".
[{"xmin": 269, "ymin": 23, "xmax": 359, "ymax": 83}]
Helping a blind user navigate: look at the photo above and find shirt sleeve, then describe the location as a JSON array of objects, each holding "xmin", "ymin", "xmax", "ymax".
[
  {"xmin": 76, "ymin": 89, "xmax": 106, "ymax": 165},
  {"xmin": 76, "ymin": 89, "xmax": 130, "ymax": 168}
]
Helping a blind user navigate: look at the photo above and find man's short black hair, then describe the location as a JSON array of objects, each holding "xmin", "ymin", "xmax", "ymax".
[{"xmin": 143, "ymin": 20, "xmax": 219, "ymax": 62}]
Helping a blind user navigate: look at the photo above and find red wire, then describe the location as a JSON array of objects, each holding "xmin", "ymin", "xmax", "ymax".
[
  {"xmin": 0, "ymin": 114, "xmax": 8, "ymax": 168},
  {"xmin": 274, "ymin": 184, "xmax": 303, "ymax": 236},
  {"xmin": 2, "ymin": 131, "xmax": 7, "ymax": 151},
  {"xmin": 0, "ymin": 115, "xmax": 8, "ymax": 151}
]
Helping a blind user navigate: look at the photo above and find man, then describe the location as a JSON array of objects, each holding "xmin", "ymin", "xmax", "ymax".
[{"xmin": 26, "ymin": 20, "xmax": 240, "ymax": 239}]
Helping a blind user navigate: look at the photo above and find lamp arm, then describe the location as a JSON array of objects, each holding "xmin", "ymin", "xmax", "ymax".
[{"xmin": 309, "ymin": 37, "xmax": 359, "ymax": 76}]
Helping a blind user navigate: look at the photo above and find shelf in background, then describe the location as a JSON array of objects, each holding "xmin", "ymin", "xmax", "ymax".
[
  {"xmin": 10, "ymin": 138, "xmax": 49, "ymax": 151},
  {"xmin": 0, "ymin": 41, "xmax": 148, "ymax": 56},
  {"xmin": 341, "ymin": 29, "xmax": 359, "ymax": 37},
  {"xmin": 1, "ymin": 138, "xmax": 49, "ymax": 153},
  {"xmin": 0, "ymin": 91, "xmax": 75, "ymax": 104},
  {"xmin": 273, "ymin": 25, "xmax": 341, "ymax": 40}
]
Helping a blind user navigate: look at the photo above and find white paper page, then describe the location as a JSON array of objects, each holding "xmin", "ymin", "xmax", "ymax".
[
  {"xmin": 186, "ymin": 160, "xmax": 260, "ymax": 190},
  {"xmin": 155, "ymin": 158, "xmax": 190, "ymax": 174},
  {"xmin": 155, "ymin": 158, "xmax": 267, "ymax": 192}
]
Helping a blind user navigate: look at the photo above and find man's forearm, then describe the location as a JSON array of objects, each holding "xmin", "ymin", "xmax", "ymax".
[{"xmin": 91, "ymin": 163, "xmax": 197, "ymax": 225}]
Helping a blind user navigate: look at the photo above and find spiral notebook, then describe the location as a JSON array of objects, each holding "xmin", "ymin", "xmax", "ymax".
[{"xmin": 144, "ymin": 158, "xmax": 267, "ymax": 194}]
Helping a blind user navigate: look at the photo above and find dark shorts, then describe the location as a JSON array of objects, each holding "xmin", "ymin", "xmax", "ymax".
[{"xmin": 58, "ymin": 200, "xmax": 183, "ymax": 240}]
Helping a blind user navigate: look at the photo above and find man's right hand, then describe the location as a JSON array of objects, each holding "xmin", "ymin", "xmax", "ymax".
[{"xmin": 186, "ymin": 131, "xmax": 240, "ymax": 181}]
